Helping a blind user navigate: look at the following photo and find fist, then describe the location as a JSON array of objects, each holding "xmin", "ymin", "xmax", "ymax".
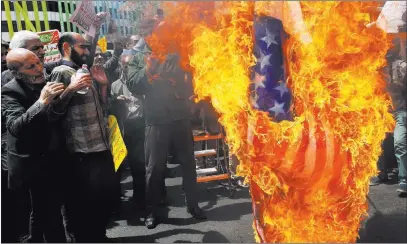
[{"xmin": 39, "ymin": 82, "xmax": 65, "ymax": 105}]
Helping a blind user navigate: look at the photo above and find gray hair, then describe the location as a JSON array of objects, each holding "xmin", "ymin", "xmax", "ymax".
[{"xmin": 9, "ymin": 31, "xmax": 41, "ymax": 49}]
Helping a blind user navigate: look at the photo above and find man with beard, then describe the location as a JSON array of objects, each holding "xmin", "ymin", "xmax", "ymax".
[
  {"xmin": 2, "ymin": 31, "xmax": 46, "ymax": 86},
  {"xmin": 49, "ymin": 32, "xmax": 116, "ymax": 242},
  {"xmin": 2, "ymin": 48, "xmax": 67, "ymax": 242},
  {"xmin": 1, "ymin": 32, "xmax": 48, "ymax": 242}
]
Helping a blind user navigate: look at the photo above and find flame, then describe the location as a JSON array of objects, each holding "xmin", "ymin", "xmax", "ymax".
[{"xmin": 146, "ymin": 1, "xmax": 395, "ymax": 242}]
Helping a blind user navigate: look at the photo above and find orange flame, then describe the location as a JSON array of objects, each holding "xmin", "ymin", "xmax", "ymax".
[{"xmin": 146, "ymin": 1, "xmax": 395, "ymax": 242}]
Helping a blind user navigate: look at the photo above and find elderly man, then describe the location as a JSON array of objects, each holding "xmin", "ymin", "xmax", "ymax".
[
  {"xmin": 50, "ymin": 32, "xmax": 116, "ymax": 242},
  {"xmin": 1, "ymin": 31, "xmax": 52, "ymax": 85},
  {"xmin": 1, "ymin": 48, "xmax": 66, "ymax": 242}
]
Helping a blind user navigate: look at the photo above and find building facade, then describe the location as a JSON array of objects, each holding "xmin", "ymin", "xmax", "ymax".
[{"xmin": 1, "ymin": 0, "xmax": 137, "ymax": 42}]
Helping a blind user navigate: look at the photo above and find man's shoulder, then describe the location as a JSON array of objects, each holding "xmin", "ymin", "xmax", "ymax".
[
  {"xmin": 50, "ymin": 65, "xmax": 76, "ymax": 84},
  {"xmin": 51, "ymin": 64, "xmax": 76, "ymax": 74},
  {"xmin": 1, "ymin": 78, "xmax": 24, "ymax": 97},
  {"xmin": 1, "ymin": 69, "xmax": 14, "ymax": 86},
  {"xmin": 43, "ymin": 60, "xmax": 63, "ymax": 74}
]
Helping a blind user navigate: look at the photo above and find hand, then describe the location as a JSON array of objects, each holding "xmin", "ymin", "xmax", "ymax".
[
  {"xmin": 108, "ymin": 19, "xmax": 119, "ymax": 34},
  {"xmin": 94, "ymin": 12, "xmax": 109, "ymax": 28},
  {"xmin": 91, "ymin": 65, "xmax": 109, "ymax": 85},
  {"xmin": 117, "ymin": 95, "xmax": 132, "ymax": 102},
  {"xmin": 189, "ymin": 95, "xmax": 197, "ymax": 101},
  {"xmin": 68, "ymin": 73, "xmax": 93, "ymax": 92},
  {"xmin": 38, "ymin": 82, "xmax": 65, "ymax": 105}
]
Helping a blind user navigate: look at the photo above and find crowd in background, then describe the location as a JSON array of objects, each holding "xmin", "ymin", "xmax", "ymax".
[{"xmin": 0, "ymin": 9, "xmax": 214, "ymax": 243}]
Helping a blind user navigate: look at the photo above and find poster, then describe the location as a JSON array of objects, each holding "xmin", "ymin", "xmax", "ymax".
[
  {"xmin": 37, "ymin": 29, "xmax": 61, "ymax": 63},
  {"xmin": 69, "ymin": 0, "xmax": 98, "ymax": 38},
  {"xmin": 107, "ymin": 115, "xmax": 128, "ymax": 172}
]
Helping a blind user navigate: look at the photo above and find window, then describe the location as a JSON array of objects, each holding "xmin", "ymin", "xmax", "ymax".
[
  {"xmin": 40, "ymin": 22, "xmax": 46, "ymax": 31},
  {"xmin": 47, "ymin": 1, "xmax": 58, "ymax": 12},
  {"xmin": 1, "ymin": 21, "xmax": 8, "ymax": 31},
  {"xmin": 125, "ymin": 26, "xmax": 128, "ymax": 35},
  {"xmin": 25, "ymin": 1, "xmax": 33, "ymax": 11},
  {"xmin": 49, "ymin": 21, "xmax": 61, "ymax": 31},
  {"xmin": 1, "ymin": 3, "xmax": 14, "ymax": 11}
]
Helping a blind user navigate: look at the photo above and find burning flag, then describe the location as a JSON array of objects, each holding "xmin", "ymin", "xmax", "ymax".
[
  {"xmin": 145, "ymin": 1, "xmax": 395, "ymax": 242},
  {"xmin": 252, "ymin": 16, "xmax": 292, "ymax": 122}
]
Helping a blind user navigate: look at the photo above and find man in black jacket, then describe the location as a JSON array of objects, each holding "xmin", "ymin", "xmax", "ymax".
[
  {"xmin": 1, "ymin": 48, "xmax": 66, "ymax": 242},
  {"xmin": 127, "ymin": 19, "xmax": 206, "ymax": 229}
]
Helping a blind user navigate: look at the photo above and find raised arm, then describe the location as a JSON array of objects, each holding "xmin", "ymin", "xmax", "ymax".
[{"xmin": 126, "ymin": 52, "xmax": 150, "ymax": 94}]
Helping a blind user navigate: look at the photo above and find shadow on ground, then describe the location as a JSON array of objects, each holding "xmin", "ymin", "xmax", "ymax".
[
  {"xmin": 108, "ymin": 164, "xmax": 251, "ymax": 230},
  {"xmin": 110, "ymin": 229, "xmax": 229, "ymax": 243},
  {"xmin": 358, "ymin": 212, "xmax": 407, "ymax": 243}
]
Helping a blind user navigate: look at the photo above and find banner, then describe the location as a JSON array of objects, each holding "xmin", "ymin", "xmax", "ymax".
[
  {"xmin": 38, "ymin": 29, "xmax": 61, "ymax": 63},
  {"xmin": 69, "ymin": 0, "xmax": 98, "ymax": 38},
  {"xmin": 107, "ymin": 115, "xmax": 128, "ymax": 172}
]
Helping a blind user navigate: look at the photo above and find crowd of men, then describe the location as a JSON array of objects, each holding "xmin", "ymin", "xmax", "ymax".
[
  {"xmin": 1, "ymin": 7, "xmax": 406, "ymax": 244},
  {"xmin": 1, "ymin": 10, "xmax": 210, "ymax": 243}
]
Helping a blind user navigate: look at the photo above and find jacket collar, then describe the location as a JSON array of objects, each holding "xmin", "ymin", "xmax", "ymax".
[{"xmin": 61, "ymin": 59, "xmax": 81, "ymax": 70}]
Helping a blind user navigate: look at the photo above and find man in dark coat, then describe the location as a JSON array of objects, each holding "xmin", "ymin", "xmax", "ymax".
[
  {"xmin": 1, "ymin": 48, "xmax": 66, "ymax": 242},
  {"xmin": 127, "ymin": 19, "xmax": 206, "ymax": 229}
]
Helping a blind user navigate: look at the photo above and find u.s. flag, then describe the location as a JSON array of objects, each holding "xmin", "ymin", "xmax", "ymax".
[{"xmin": 251, "ymin": 16, "xmax": 292, "ymax": 122}]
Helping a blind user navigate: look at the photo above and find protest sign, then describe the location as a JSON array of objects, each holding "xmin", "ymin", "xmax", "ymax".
[
  {"xmin": 69, "ymin": 0, "xmax": 98, "ymax": 38},
  {"xmin": 37, "ymin": 30, "xmax": 60, "ymax": 63},
  {"xmin": 107, "ymin": 115, "xmax": 128, "ymax": 172}
]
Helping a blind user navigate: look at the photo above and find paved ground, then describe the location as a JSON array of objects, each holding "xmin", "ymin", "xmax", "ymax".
[{"xmin": 107, "ymin": 165, "xmax": 407, "ymax": 243}]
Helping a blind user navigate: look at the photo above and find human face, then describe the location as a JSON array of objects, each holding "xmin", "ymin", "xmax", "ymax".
[
  {"xmin": 94, "ymin": 50, "xmax": 106, "ymax": 66},
  {"xmin": 25, "ymin": 39, "xmax": 45, "ymax": 63},
  {"xmin": 15, "ymin": 54, "xmax": 44, "ymax": 84},
  {"xmin": 130, "ymin": 35, "xmax": 140, "ymax": 46},
  {"xmin": 1, "ymin": 45, "xmax": 8, "ymax": 71},
  {"xmin": 70, "ymin": 37, "xmax": 90, "ymax": 66},
  {"xmin": 120, "ymin": 56, "xmax": 131, "ymax": 77}
]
